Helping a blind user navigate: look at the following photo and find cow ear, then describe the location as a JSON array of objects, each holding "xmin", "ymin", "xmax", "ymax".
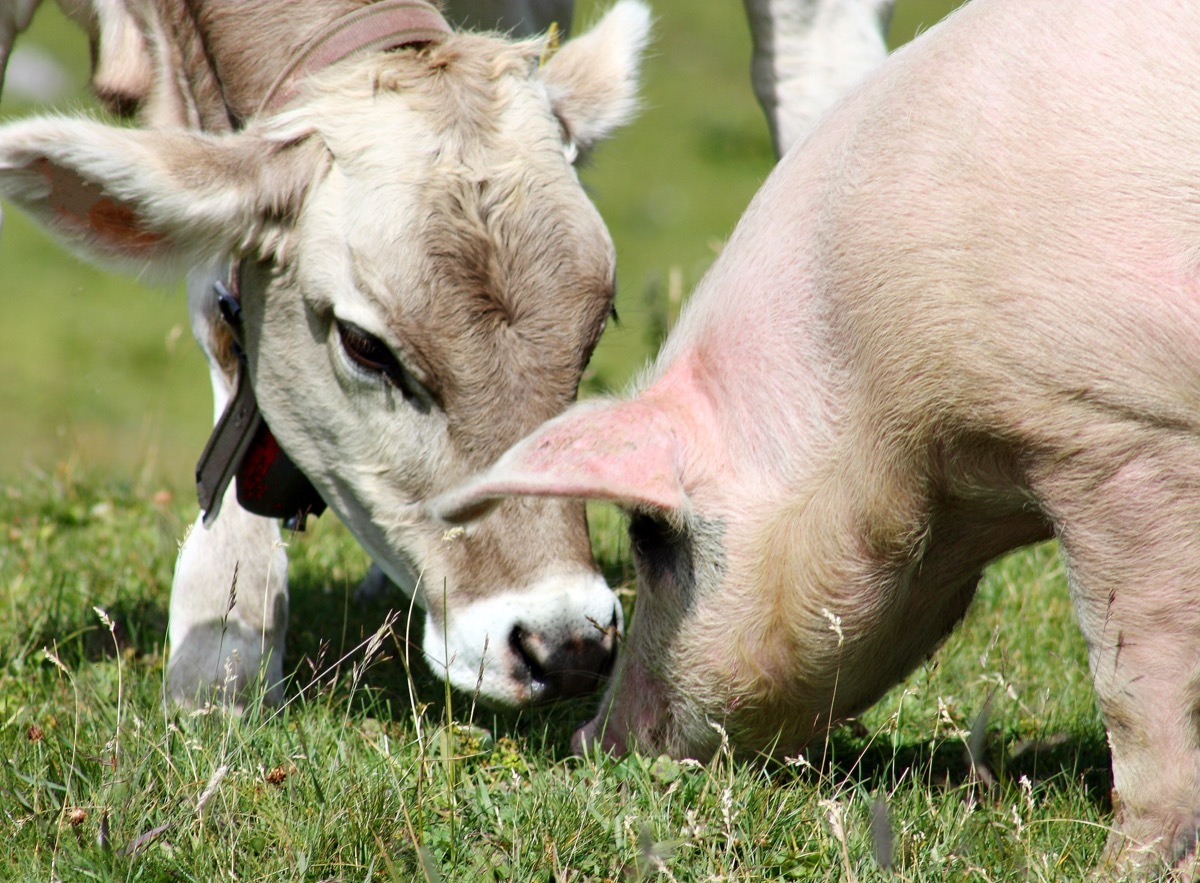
[
  {"xmin": 538, "ymin": 0, "xmax": 651, "ymax": 155},
  {"xmin": 0, "ymin": 116, "xmax": 324, "ymax": 275},
  {"xmin": 431, "ymin": 396, "xmax": 686, "ymax": 524}
]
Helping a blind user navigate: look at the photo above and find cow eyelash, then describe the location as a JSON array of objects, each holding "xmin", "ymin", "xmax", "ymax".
[{"xmin": 336, "ymin": 319, "xmax": 432, "ymax": 407}]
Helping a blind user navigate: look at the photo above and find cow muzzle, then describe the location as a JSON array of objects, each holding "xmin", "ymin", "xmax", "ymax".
[{"xmin": 421, "ymin": 572, "xmax": 623, "ymax": 706}]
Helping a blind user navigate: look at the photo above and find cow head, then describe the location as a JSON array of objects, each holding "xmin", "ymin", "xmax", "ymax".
[{"xmin": 0, "ymin": 1, "xmax": 651, "ymax": 706}]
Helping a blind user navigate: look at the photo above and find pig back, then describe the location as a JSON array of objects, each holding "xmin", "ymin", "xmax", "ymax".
[{"xmin": 762, "ymin": 0, "xmax": 1200, "ymax": 468}]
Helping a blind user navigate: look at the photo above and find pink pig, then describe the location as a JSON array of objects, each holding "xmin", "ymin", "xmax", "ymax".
[{"xmin": 434, "ymin": 0, "xmax": 1200, "ymax": 870}]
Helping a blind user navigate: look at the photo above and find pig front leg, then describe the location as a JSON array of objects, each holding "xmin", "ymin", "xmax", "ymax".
[
  {"xmin": 741, "ymin": 0, "xmax": 895, "ymax": 157},
  {"xmin": 166, "ymin": 265, "xmax": 289, "ymax": 709},
  {"xmin": 1042, "ymin": 440, "xmax": 1200, "ymax": 874}
]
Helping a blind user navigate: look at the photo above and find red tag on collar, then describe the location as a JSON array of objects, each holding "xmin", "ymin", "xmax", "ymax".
[{"xmin": 236, "ymin": 422, "xmax": 328, "ymax": 529}]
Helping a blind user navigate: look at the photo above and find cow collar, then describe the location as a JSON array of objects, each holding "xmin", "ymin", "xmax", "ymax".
[
  {"xmin": 195, "ymin": 1, "xmax": 452, "ymax": 529},
  {"xmin": 195, "ymin": 263, "xmax": 330, "ymax": 530},
  {"xmin": 258, "ymin": 0, "xmax": 453, "ymax": 115}
]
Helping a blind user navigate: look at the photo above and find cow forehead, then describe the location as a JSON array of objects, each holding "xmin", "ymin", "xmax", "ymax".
[
  {"xmin": 390, "ymin": 162, "xmax": 614, "ymax": 459},
  {"xmin": 288, "ymin": 42, "xmax": 615, "ymax": 462},
  {"xmin": 297, "ymin": 32, "xmax": 556, "ymax": 159}
]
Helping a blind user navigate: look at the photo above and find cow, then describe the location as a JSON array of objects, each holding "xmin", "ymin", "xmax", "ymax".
[
  {"xmin": 742, "ymin": 0, "xmax": 895, "ymax": 157},
  {"xmin": 0, "ymin": 0, "xmax": 651, "ymax": 710},
  {"xmin": 433, "ymin": 0, "xmax": 1200, "ymax": 872}
]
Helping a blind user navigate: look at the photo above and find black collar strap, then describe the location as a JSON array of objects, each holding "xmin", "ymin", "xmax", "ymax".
[
  {"xmin": 195, "ymin": 267, "xmax": 328, "ymax": 530},
  {"xmin": 194, "ymin": 2, "xmax": 452, "ymax": 530}
]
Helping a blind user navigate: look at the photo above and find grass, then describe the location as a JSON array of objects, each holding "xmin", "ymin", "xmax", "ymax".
[
  {"xmin": 0, "ymin": 0, "xmax": 1133, "ymax": 879},
  {"xmin": 2, "ymin": 471, "xmax": 1119, "ymax": 880}
]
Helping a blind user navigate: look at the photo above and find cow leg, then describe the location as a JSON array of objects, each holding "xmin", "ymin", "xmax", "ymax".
[
  {"xmin": 55, "ymin": 0, "xmax": 153, "ymax": 114},
  {"xmin": 1040, "ymin": 437, "xmax": 1200, "ymax": 873},
  {"xmin": 741, "ymin": 0, "xmax": 895, "ymax": 157},
  {"xmin": 166, "ymin": 264, "xmax": 289, "ymax": 709},
  {"xmin": 443, "ymin": 0, "xmax": 573, "ymax": 36},
  {"xmin": 0, "ymin": 0, "xmax": 40, "ymax": 233},
  {"xmin": 0, "ymin": 0, "xmax": 41, "ymax": 97}
]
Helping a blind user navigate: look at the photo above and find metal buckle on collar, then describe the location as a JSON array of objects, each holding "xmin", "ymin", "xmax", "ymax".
[{"xmin": 195, "ymin": 266, "xmax": 326, "ymax": 531}]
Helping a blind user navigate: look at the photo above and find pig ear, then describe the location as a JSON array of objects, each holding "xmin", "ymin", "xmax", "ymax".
[
  {"xmin": 538, "ymin": 0, "xmax": 651, "ymax": 155},
  {"xmin": 0, "ymin": 115, "xmax": 324, "ymax": 275},
  {"xmin": 432, "ymin": 398, "xmax": 686, "ymax": 524}
]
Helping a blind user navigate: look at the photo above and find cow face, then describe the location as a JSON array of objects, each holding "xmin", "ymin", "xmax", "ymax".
[{"xmin": 0, "ymin": 1, "xmax": 650, "ymax": 706}]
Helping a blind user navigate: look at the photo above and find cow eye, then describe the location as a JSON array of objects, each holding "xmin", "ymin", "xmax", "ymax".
[{"xmin": 336, "ymin": 319, "xmax": 433, "ymax": 408}]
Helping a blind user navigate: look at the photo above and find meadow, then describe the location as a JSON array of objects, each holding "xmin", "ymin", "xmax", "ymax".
[{"xmin": 1, "ymin": 1, "xmax": 1129, "ymax": 879}]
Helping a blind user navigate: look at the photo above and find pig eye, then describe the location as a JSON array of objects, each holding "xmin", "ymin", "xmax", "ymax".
[{"xmin": 628, "ymin": 512, "xmax": 688, "ymax": 586}]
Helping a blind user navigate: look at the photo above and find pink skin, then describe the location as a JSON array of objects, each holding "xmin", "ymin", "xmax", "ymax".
[{"xmin": 571, "ymin": 652, "xmax": 660, "ymax": 755}]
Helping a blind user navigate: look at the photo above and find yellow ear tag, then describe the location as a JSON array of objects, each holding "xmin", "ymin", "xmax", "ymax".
[{"xmin": 539, "ymin": 21, "xmax": 560, "ymax": 67}]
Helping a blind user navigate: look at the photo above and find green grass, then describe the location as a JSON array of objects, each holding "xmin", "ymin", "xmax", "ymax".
[
  {"xmin": 0, "ymin": 0, "xmax": 1131, "ymax": 879},
  {"xmin": 2, "ymin": 474, "xmax": 1117, "ymax": 880}
]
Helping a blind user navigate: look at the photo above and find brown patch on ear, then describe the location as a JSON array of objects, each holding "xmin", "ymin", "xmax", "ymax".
[
  {"xmin": 38, "ymin": 158, "xmax": 163, "ymax": 252},
  {"xmin": 86, "ymin": 198, "xmax": 164, "ymax": 251}
]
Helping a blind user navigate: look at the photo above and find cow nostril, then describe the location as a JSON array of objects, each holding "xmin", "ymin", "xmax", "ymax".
[
  {"xmin": 509, "ymin": 625, "xmax": 548, "ymax": 685},
  {"xmin": 509, "ymin": 619, "xmax": 618, "ymax": 701}
]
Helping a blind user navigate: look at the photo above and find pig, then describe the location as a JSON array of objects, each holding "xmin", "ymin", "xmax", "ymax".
[{"xmin": 433, "ymin": 0, "xmax": 1200, "ymax": 872}]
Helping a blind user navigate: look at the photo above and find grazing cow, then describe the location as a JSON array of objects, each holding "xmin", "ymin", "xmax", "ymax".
[
  {"xmin": 435, "ymin": 0, "xmax": 1200, "ymax": 872},
  {"xmin": 0, "ymin": 0, "xmax": 651, "ymax": 709}
]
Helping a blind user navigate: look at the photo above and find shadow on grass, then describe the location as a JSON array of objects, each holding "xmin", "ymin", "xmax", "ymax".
[
  {"xmin": 796, "ymin": 720, "xmax": 1113, "ymax": 813},
  {"xmin": 281, "ymin": 565, "xmax": 599, "ymax": 759},
  {"xmin": 286, "ymin": 564, "xmax": 1117, "ymax": 806},
  {"xmin": 18, "ymin": 593, "xmax": 169, "ymax": 667}
]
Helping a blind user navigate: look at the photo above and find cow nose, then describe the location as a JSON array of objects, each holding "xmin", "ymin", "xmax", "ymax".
[{"xmin": 509, "ymin": 609, "xmax": 619, "ymax": 701}]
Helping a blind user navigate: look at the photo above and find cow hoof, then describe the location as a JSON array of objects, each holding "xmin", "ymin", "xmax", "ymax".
[{"xmin": 166, "ymin": 619, "xmax": 284, "ymax": 711}]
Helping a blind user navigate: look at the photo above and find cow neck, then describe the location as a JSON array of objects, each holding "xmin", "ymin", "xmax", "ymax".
[
  {"xmin": 174, "ymin": 0, "xmax": 452, "ymax": 129},
  {"xmin": 195, "ymin": 1, "xmax": 452, "ymax": 529}
]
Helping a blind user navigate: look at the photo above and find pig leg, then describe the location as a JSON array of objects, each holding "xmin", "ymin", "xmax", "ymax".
[
  {"xmin": 166, "ymin": 265, "xmax": 289, "ymax": 709},
  {"xmin": 1042, "ymin": 440, "xmax": 1200, "ymax": 872}
]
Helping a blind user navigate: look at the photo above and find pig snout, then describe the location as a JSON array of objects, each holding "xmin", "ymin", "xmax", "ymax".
[
  {"xmin": 571, "ymin": 714, "xmax": 627, "ymax": 755},
  {"xmin": 570, "ymin": 654, "xmax": 681, "ymax": 757}
]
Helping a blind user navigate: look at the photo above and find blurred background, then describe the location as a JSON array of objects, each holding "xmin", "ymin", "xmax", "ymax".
[{"xmin": 0, "ymin": 0, "xmax": 963, "ymax": 487}]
